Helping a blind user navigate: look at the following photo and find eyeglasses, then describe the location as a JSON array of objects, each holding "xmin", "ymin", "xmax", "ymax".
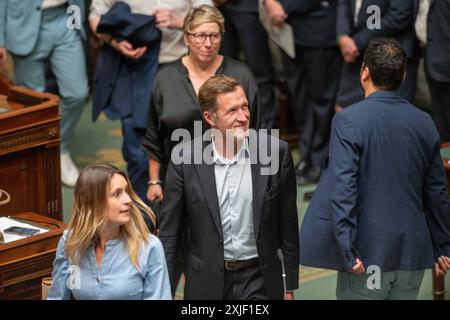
[{"xmin": 187, "ymin": 32, "xmax": 222, "ymax": 44}]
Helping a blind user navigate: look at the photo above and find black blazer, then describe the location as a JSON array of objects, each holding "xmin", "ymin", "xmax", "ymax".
[
  {"xmin": 221, "ymin": 0, "xmax": 259, "ymax": 13},
  {"xmin": 279, "ymin": 0, "xmax": 338, "ymax": 48},
  {"xmin": 425, "ymin": 0, "xmax": 450, "ymax": 82},
  {"xmin": 337, "ymin": 0, "xmax": 415, "ymax": 57},
  {"xmin": 158, "ymin": 131, "xmax": 299, "ymax": 299}
]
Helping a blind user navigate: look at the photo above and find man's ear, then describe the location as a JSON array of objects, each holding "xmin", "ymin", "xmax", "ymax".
[
  {"xmin": 402, "ymin": 71, "xmax": 407, "ymax": 82},
  {"xmin": 203, "ymin": 111, "xmax": 216, "ymax": 128},
  {"xmin": 361, "ymin": 66, "xmax": 370, "ymax": 82}
]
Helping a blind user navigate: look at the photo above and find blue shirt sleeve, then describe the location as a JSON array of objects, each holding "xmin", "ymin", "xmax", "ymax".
[
  {"xmin": 142, "ymin": 235, "xmax": 172, "ymax": 300},
  {"xmin": 47, "ymin": 231, "xmax": 72, "ymax": 300}
]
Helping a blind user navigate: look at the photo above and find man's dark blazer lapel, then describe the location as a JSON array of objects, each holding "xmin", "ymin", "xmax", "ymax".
[
  {"xmin": 250, "ymin": 157, "xmax": 267, "ymax": 242},
  {"xmin": 249, "ymin": 132, "xmax": 269, "ymax": 241},
  {"xmin": 351, "ymin": 0, "xmax": 356, "ymax": 24},
  {"xmin": 193, "ymin": 139, "xmax": 223, "ymax": 240}
]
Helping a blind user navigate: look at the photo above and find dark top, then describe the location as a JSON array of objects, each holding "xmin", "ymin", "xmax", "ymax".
[
  {"xmin": 222, "ymin": 0, "xmax": 258, "ymax": 13},
  {"xmin": 279, "ymin": 0, "xmax": 338, "ymax": 48},
  {"xmin": 336, "ymin": 0, "xmax": 415, "ymax": 57},
  {"xmin": 141, "ymin": 56, "xmax": 260, "ymax": 177},
  {"xmin": 426, "ymin": 0, "xmax": 450, "ymax": 82}
]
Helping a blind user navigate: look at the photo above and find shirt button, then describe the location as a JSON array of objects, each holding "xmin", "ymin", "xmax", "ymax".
[
  {"xmin": 218, "ymin": 266, "xmax": 223, "ymax": 271},
  {"xmin": 36, "ymin": 6, "xmax": 41, "ymax": 10}
]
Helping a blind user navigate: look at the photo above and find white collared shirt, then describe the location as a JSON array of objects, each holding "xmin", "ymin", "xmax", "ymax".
[
  {"xmin": 41, "ymin": 0, "xmax": 67, "ymax": 9},
  {"xmin": 212, "ymin": 138, "xmax": 257, "ymax": 261},
  {"xmin": 415, "ymin": 0, "xmax": 431, "ymax": 46},
  {"xmin": 354, "ymin": 0, "xmax": 363, "ymax": 27}
]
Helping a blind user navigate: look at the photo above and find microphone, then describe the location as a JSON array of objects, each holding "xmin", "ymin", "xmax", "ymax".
[{"xmin": 277, "ymin": 248, "xmax": 287, "ymax": 299}]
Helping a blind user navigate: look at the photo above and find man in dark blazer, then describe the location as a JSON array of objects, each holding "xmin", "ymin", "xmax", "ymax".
[
  {"xmin": 299, "ymin": 38, "xmax": 450, "ymax": 299},
  {"xmin": 336, "ymin": 0, "xmax": 418, "ymax": 109},
  {"xmin": 158, "ymin": 75, "xmax": 299, "ymax": 300},
  {"xmin": 265, "ymin": 0, "xmax": 341, "ymax": 185},
  {"xmin": 416, "ymin": 0, "xmax": 450, "ymax": 142}
]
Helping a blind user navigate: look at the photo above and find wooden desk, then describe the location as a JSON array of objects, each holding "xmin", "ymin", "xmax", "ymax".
[
  {"xmin": 0, "ymin": 86, "xmax": 62, "ymax": 220},
  {"xmin": 0, "ymin": 212, "xmax": 66, "ymax": 300}
]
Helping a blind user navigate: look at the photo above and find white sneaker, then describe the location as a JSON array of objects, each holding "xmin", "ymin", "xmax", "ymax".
[{"xmin": 60, "ymin": 152, "xmax": 79, "ymax": 187}]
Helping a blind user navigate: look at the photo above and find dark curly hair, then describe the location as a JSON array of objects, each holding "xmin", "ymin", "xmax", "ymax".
[{"xmin": 362, "ymin": 38, "xmax": 407, "ymax": 91}]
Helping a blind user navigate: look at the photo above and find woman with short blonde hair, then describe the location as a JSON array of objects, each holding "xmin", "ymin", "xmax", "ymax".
[
  {"xmin": 48, "ymin": 163, "xmax": 171, "ymax": 300},
  {"xmin": 183, "ymin": 4, "xmax": 225, "ymax": 35}
]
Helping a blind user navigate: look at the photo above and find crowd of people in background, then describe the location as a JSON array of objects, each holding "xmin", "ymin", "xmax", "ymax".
[{"xmin": 0, "ymin": 0, "xmax": 449, "ymax": 300}]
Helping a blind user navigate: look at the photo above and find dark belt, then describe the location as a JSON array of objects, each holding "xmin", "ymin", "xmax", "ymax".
[{"xmin": 224, "ymin": 258, "xmax": 259, "ymax": 271}]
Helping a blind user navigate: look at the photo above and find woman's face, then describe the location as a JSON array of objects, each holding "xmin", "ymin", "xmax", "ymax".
[
  {"xmin": 105, "ymin": 173, "xmax": 132, "ymax": 227},
  {"xmin": 185, "ymin": 22, "xmax": 221, "ymax": 64}
]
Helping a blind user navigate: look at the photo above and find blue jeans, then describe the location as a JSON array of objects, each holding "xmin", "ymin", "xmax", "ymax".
[
  {"xmin": 12, "ymin": 6, "xmax": 88, "ymax": 153},
  {"xmin": 336, "ymin": 270, "xmax": 425, "ymax": 300}
]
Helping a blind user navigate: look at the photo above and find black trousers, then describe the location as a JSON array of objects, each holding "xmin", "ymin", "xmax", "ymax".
[
  {"xmin": 223, "ymin": 265, "xmax": 268, "ymax": 300},
  {"xmin": 425, "ymin": 62, "xmax": 450, "ymax": 143},
  {"xmin": 281, "ymin": 46, "xmax": 342, "ymax": 167},
  {"xmin": 219, "ymin": 7, "xmax": 277, "ymax": 129}
]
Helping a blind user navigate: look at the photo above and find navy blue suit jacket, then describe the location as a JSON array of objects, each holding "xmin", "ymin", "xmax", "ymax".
[
  {"xmin": 337, "ymin": 0, "xmax": 415, "ymax": 57},
  {"xmin": 92, "ymin": 2, "xmax": 161, "ymax": 129},
  {"xmin": 300, "ymin": 90, "xmax": 450, "ymax": 271},
  {"xmin": 221, "ymin": 0, "xmax": 258, "ymax": 13},
  {"xmin": 279, "ymin": 0, "xmax": 338, "ymax": 48},
  {"xmin": 425, "ymin": 0, "xmax": 450, "ymax": 82}
]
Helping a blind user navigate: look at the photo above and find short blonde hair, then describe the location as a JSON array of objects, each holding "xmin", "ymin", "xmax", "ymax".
[
  {"xmin": 183, "ymin": 4, "xmax": 225, "ymax": 35},
  {"xmin": 65, "ymin": 163, "xmax": 157, "ymax": 269}
]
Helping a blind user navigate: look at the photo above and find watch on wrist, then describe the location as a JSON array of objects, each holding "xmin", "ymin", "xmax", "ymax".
[{"xmin": 147, "ymin": 180, "xmax": 163, "ymax": 186}]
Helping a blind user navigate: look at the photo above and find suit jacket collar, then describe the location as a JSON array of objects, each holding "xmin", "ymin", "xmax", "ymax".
[
  {"xmin": 366, "ymin": 90, "xmax": 401, "ymax": 100},
  {"xmin": 193, "ymin": 131, "xmax": 267, "ymax": 241}
]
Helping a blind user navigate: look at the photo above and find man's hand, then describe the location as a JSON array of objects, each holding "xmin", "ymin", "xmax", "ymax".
[
  {"xmin": 338, "ymin": 35, "xmax": 360, "ymax": 63},
  {"xmin": 434, "ymin": 255, "xmax": 450, "ymax": 277},
  {"xmin": 147, "ymin": 184, "xmax": 163, "ymax": 201},
  {"xmin": 111, "ymin": 39, "xmax": 147, "ymax": 59},
  {"xmin": 284, "ymin": 292, "xmax": 294, "ymax": 300},
  {"xmin": 0, "ymin": 47, "xmax": 8, "ymax": 65},
  {"xmin": 155, "ymin": 9, "xmax": 184, "ymax": 30},
  {"xmin": 348, "ymin": 258, "xmax": 365, "ymax": 274},
  {"xmin": 264, "ymin": 0, "xmax": 288, "ymax": 27}
]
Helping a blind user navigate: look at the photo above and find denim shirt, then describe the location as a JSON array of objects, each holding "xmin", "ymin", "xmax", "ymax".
[{"xmin": 48, "ymin": 230, "xmax": 172, "ymax": 300}]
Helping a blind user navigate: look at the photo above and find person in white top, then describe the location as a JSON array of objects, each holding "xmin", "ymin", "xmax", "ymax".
[{"xmin": 89, "ymin": 0, "xmax": 213, "ymax": 64}]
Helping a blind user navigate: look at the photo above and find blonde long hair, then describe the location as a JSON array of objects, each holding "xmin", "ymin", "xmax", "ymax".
[{"xmin": 65, "ymin": 163, "xmax": 157, "ymax": 269}]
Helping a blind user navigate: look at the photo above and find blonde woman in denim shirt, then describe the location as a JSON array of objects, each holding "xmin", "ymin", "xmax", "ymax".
[{"xmin": 48, "ymin": 164, "xmax": 171, "ymax": 300}]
